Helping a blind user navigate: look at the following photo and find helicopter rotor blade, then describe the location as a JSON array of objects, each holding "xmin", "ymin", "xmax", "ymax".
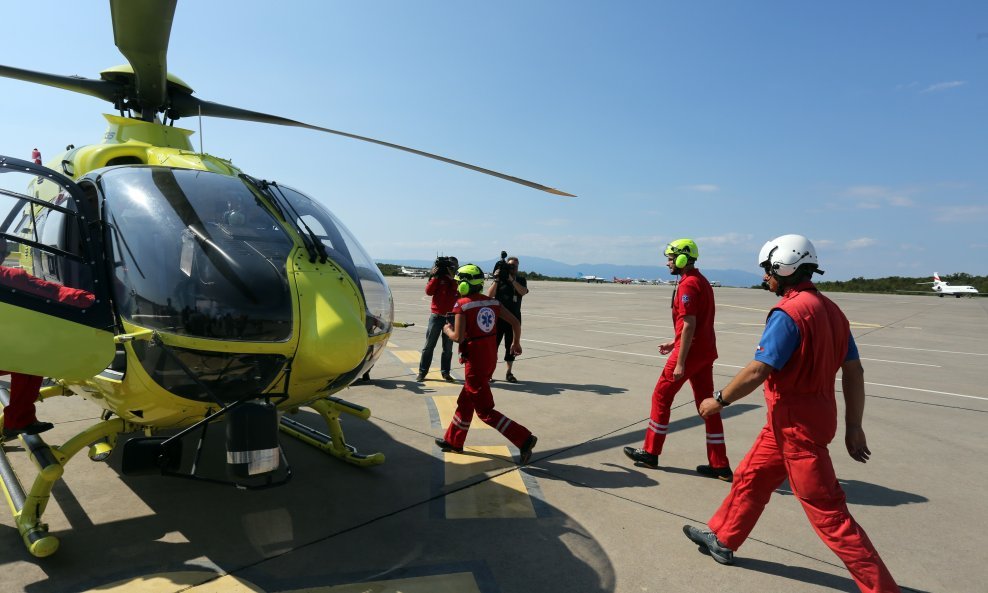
[
  {"xmin": 0, "ymin": 64, "xmax": 121, "ymax": 104},
  {"xmin": 110, "ymin": 0, "xmax": 177, "ymax": 121},
  {"xmin": 170, "ymin": 95, "xmax": 575, "ymax": 197}
]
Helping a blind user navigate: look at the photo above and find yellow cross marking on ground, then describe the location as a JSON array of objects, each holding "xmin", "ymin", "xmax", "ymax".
[
  {"xmin": 308, "ymin": 572, "xmax": 483, "ymax": 593},
  {"xmin": 84, "ymin": 571, "xmax": 484, "ymax": 592},
  {"xmin": 432, "ymin": 395, "xmax": 490, "ymax": 430},
  {"xmin": 442, "ymin": 447, "xmax": 536, "ymax": 519}
]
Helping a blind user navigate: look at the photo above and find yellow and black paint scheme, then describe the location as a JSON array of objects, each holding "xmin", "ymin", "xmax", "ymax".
[{"xmin": 0, "ymin": 115, "xmax": 391, "ymax": 557}]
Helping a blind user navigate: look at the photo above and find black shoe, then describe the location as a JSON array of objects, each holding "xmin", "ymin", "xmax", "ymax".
[
  {"xmin": 505, "ymin": 372, "xmax": 518, "ymax": 383},
  {"xmin": 2, "ymin": 420, "xmax": 54, "ymax": 439},
  {"xmin": 435, "ymin": 438, "xmax": 463, "ymax": 453},
  {"xmin": 696, "ymin": 464, "xmax": 734, "ymax": 482},
  {"xmin": 441, "ymin": 372, "xmax": 456, "ymax": 383},
  {"xmin": 415, "ymin": 372, "xmax": 427, "ymax": 382},
  {"xmin": 683, "ymin": 525, "xmax": 735, "ymax": 565},
  {"xmin": 519, "ymin": 435, "xmax": 538, "ymax": 465},
  {"xmin": 623, "ymin": 446, "xmax": 658, "ymax": 469}
]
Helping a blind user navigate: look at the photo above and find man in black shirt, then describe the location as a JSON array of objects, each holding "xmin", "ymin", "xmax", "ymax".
[{"xmin": 487, "ymin": 256, "xmax": 529, "ymax": 382}]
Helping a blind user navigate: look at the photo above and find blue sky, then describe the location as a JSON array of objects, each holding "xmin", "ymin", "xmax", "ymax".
[{"xmin": 1, "ymin": 1, "xmax": 985, "ymax": 280}]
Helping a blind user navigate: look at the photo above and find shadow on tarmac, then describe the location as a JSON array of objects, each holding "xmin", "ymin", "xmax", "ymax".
[
  {"xmin": 775, "ymin": 478, "xmax": 928, "ymax": 507},
  {"xmin": 3, "ymin": 410, "xmax": 616, "ymax": 593},
  {"xmin": 733, "ymin": 558, "xmax": 933, "ymax": 593},
  {"xmin": 529, "ymin": 461, "xmax": 660, "ymax": 489},
  {"xmin": 490, "ymin": 379, "xmax": 628, "ymax": 397}
]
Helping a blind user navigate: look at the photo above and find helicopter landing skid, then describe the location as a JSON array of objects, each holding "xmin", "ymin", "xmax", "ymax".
[
  {"xmin": 0, "ymin": 412, "xmax": 129, "ymax": 558},
  {"xmin": 279, "ymin": 397, "xmax": 385, "ymax": 467}
]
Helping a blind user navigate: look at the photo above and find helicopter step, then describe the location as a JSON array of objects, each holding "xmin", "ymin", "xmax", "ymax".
[{"xmin": 279, "ymin": 396, "xmax": 385, "ymax": 467}]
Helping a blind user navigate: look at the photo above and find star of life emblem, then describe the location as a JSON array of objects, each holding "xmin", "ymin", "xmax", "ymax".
[{"xmin": 477, "ymin": 307, "xmax": 496, "ymax": 333}]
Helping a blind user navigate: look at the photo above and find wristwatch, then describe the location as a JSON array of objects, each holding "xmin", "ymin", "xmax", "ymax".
[{"xmin": 714, "ymin": 390, "xmax": 730, "ymax": 406}]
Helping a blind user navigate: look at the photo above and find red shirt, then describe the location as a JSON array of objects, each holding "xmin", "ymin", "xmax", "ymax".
[
  {"xmin": 426, "ymin": 275, "xmax": 458, "ymax": 314},
  {"xmin": 671, "ymin": 268, "xmax": 717, "ymax": 362},
  {"xmin": 0, "ymin": 266, "xmax": 95, "ymax": 309},
  {"xmin": 452, "ymin": 293, "xmax": 500, "ymax": 372}
]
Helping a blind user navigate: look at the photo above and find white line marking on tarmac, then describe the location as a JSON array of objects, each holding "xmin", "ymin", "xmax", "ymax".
[
  {"xmin": 866, "ymin": 382, "xmax": 988, "ymax": 402},
  {"xmin": 585, "ymin": 331, "xmax": 939, "ymax": 367},
  {"xmin": 857, "ymin": 343, "xmax": 988, "ymax": 357},
  {"xmin": 859, "ymin": 358, "xmax": 940, "ymax": 367},
  {"xmin": 522, "ymin": 339, "xmax": 745, "ymax": 369},
  {"xmin": 531, "ymin": 338, "xmax": 983, "ymax": 400}
]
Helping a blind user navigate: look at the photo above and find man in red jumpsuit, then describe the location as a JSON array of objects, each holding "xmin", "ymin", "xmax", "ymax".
[
  {"xmin": 1, "ymin": 240, "xmax": 95, "ymax": 439},
  {"xmin": 623, "ymin": 239, "xmax": 731, "ymax": 481},
  {"xmin": 684, "ymin": 234, "xmax": 899, "ymax": 593},
  {"xmin": 434, "ymin": 264, "xmax": 537, "ymax": 465}
]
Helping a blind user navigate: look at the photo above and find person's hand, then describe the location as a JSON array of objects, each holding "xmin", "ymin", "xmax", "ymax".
[
  {"xmin": 845, "ymin": 425, "xmax": 871, "ymax": 463},
  {"xmin": 510, "ymin": 341, "xmax": 522, "ymax": 356},
  {"xmin": 698, "ymin": 397, "xmax": 722, "ymax": 418},
  {"xmin": 430, "ymin": 266, "xmax": 439, "ymax": 275},
  {"xmin": 658, "ymin": 341, "xmax": 674, "ymax": 355},
  {"xmin": 672, "ymin": 361, "xmax": 685, "ymax": 381}
]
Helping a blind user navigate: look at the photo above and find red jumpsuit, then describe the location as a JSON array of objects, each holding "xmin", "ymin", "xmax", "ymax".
[
  {"xmin": 1, "ymin": 265, "xmax": 94, "ymax": 431},
  {"xmin": 643, "ymin": 268, "xmax": 728, "ymax": 468},
  {"xmin": 442, "ymin": 294, "xmax": 532, "ymax": 449},
  {"xmin": 708, "ymin": 283, "xmax": 899, "ymax": 593}
]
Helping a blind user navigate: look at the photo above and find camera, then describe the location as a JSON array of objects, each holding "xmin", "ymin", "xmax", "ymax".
[
  {"xmin": 433, "ymin": 255, "xmax": 455, "ymax": 277},
  {"xmin": 492, "ymin": 250, "xmax": 511, "ymax": 283}
]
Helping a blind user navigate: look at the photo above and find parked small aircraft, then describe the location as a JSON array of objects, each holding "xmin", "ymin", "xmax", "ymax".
[
  {"xmin": 578, "ymin": 274, "xmax": 604, "ymax": 283},
  {"xmin": 921, "ymin": 273, "xmax": 979, "ymax": 297},
  {"xmin": 612, "ymin": 277, "xmax": 633, "ymax": 284},
  {"xmin": 399, "ymin": 266, "xmax": 429, "ymax": 278}
]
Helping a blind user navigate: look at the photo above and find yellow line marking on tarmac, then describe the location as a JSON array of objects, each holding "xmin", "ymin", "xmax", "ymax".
[
  {"xmin": 392, "ymin": 350, "xmax": 421, "ymax": 364},
  {"xmin": 433, "ymin": 395, "xmax": 490, "ymax": 430},
  {"xmin": 307, "ymin": 572, "xmax": 483, "ymax": 593},
  {"xmin": 84, "ymin": 571, "xmax": 485, "ymax": 592},
  {"xmin": 83, "ymin": 572, "xmax": 261, "ymax": 592},
  {"xmin": 443, "ymin": 446, "xmax": 536, "ymax": 519}
]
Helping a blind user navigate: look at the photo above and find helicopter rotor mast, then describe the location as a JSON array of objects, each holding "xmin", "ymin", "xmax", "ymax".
[{"xmin": 110, "ymin": 0, "xmax": 177, "ymax": 122}]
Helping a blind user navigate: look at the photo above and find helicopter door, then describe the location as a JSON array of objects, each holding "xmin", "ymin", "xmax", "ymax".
[{"xmin": 0, "ymin": 156, "xmax": 115, "ymax": 379}]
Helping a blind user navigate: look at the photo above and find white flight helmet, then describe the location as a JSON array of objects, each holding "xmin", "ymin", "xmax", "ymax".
[{"xmin": 758, "ymin": 234, "xmax": 821, "ymax": 277}]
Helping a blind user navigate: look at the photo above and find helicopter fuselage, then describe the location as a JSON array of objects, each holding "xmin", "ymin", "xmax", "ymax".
[{"xmin": 16, "ymin": 115, "xmax": 394, "ymax": 428}]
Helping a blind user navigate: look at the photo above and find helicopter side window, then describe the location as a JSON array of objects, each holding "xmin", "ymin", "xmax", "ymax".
[
  {"xmin": 0, "ymin": 158, "xmax": 108, "ymax": 325},
  {"xmin": 274, "ymin": 185, "xmax": 394, "ymax": 337}
]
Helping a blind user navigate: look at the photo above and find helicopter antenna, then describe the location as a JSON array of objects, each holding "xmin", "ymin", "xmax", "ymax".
[{"xmin": 198, "ymin": 104, "xmax": 204, "ymax": 155}]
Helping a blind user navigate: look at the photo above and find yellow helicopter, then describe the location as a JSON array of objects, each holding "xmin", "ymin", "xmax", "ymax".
[{"xmin": 0, "ymin": 0, "xmax": 571, "ymax": 558}]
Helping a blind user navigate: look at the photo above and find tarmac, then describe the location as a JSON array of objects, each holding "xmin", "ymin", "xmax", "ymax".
[{"xmin": 2, "ymin": 277, "xmax": 986, "ymax": 593}]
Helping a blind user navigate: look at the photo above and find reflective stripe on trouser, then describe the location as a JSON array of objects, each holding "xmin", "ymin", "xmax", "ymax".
[
  {"xmin": 642, "ymin": 355, "xmax": 729, "ymax": 468},
  {"xmin": 1, "ymin": 372, "xmax": 44, "ymax": 429},
  {"xmin": 708, "ymin": 404, "xmax": 899, "ymax": 593},
  {"xmin": 443, "ymin": 361, "xmax": 531, "ymax": 449}
]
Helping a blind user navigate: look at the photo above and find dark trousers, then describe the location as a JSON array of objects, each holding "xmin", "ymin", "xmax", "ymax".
[
  {"xmin": 418, "ymin": 313, "xmax": 453, "ymax": 375},
  {"xmin": 494, "ymin": 318, "xmax": 518, "ymax": 362}
]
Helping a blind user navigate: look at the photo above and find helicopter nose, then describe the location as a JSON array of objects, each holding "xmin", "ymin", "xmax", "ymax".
[{"xmin": 292, "ymin": 271, "xmax": 368, "ymax": 381}]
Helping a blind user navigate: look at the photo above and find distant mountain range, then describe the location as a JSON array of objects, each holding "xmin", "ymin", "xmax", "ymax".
[{"xmin": 378, "ymin": 255, "xmax": 763, "ymax": 288}]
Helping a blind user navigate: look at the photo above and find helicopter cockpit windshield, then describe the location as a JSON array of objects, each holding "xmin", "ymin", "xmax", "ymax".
[
  {"xmin": 100, "ymin": 167, "xmax": 294, "ymax": 341},
  {"xmin": 266, "ymin": 184, "xmax": 394, "ymax": 337}
]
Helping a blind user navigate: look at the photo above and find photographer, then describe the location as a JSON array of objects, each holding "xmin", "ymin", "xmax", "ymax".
[
  {"xmin": 416, "ymin": 256, "xmax": 459, "ymax": 382},
  {"xmin": 487, "ymin": 253, "xmax": 529, "ymax": 382}
]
